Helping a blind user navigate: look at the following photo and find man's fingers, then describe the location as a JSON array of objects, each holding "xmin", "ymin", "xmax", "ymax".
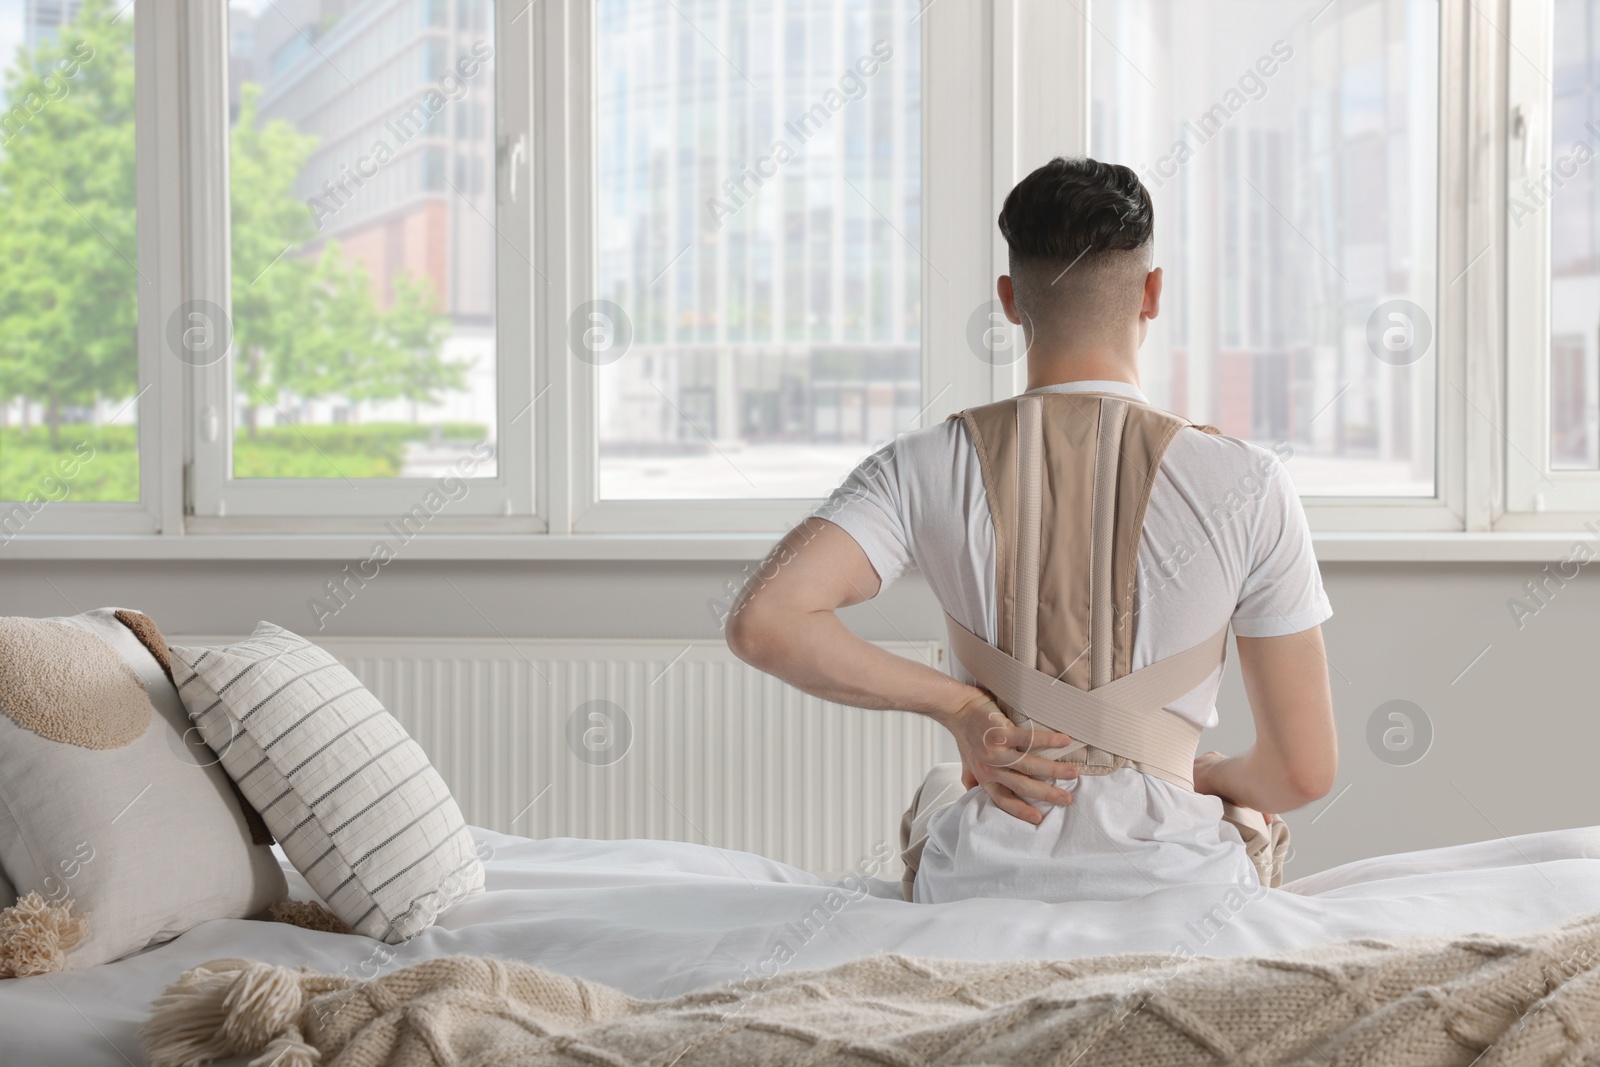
[
  {"xmin": 1023, "ymin": 727, "xmax": 1075, "ymax": 750},
  {"xmin": 993, "ymin": 768, "xmax": 1074, "ymax": 808},
  {"xmin": 980, "ymin": 721, "xmax": 1012, "ymax": 749},
  {"xmin": 996, "ymin": 796, "xmax": 1040, "ymax": 825},
  {"xmin": 980, "ymin": 722, "xmax": 1073, "ymax": 755},
  {"xmin": 976, "ymin": 769, "xmax": 1072, "ymax": 812},
  {"xmin": 981, "ymin": 782, "xmax": 1042, "ymax": 825},
  {"xmin": 974, "ymin": 744, "xmax": 1081, "ymax": 783},
  {"xmin": 1005, "ymin": 753, "xmax": 1081, "ymax": 782}
]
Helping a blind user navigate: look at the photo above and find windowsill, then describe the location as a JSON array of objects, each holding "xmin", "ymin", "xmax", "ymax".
[{"xmin": 0, "ymin": 530, "xmax": 1594, "ymax": 563}]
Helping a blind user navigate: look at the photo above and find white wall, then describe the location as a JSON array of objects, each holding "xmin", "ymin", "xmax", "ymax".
[{"xmin": 7, "ymin": 556, "xmax": 1596, "ymax": 879}]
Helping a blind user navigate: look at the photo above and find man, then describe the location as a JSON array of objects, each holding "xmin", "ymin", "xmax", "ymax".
[{"xmin": 726, "ymin": 157, "xmax": 1336, "ymax": 904}]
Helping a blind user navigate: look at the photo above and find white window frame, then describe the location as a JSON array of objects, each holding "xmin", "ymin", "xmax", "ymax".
[
  {"xmin": 1503, "ymin": 0, "xmax": 1600, "ymax": 524},
  {"xmin": 1072, "ymin": 0, "xmax": 1472, "ymax": 535},
  {"xmin": 5, "ymin": 0, "xmax": 1583, "ymax": 552},
  {"xmin": 554, "ymin": 0, "xmax": 1007, "ymax": 534},
  {"xmin": 182, "ymin": 0, "xmax": 540, "ymax": 527},
  {"xmin": 0, "ymin": 0, "xmax": 178, "ymax": 537},
  {"xmin": 563, "ymin": 0, "xmax": 1475, "ymax": 534}
]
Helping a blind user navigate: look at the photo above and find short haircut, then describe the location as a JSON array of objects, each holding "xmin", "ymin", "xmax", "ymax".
[{"xmin": 997, "ymin": 157, "xmax": 1154, "ymax": 337}]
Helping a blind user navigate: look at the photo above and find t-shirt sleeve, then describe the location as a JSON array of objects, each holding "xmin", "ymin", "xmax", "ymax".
[
  {"xmin": 807, "ymin": 442, "xmax": 915, "ymax": 591},
  {"xmin": 1231, "ymin": 447, "xmax": 1333, "ymax": 638}
]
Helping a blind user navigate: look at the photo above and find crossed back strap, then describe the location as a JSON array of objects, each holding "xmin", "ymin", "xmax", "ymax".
[{"xmin": 945, "ymin": 391, "xmax": 1228, "ymax": 790}]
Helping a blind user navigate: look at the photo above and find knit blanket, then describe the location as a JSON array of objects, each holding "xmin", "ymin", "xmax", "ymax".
[{"xmin": 142, "ymin": 910, "xmax": 1600, "ymax": 1067}]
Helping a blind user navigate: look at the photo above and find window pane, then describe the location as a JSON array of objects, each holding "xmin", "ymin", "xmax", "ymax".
[
  {"xmin": 596, "ymin": 0, "xmax": 922, "ymax": 500},
  {"xmin": 227, "ymin": 0, "xmax": 496, "ymax": 481},
  {"xmin": 1092, "ymin": 0, "xmax": 1438, "ymax": 496},
  {"xmin": 1551, "ymin": 0, "xmax": 1600, "ymax": 470},
  {"xmin": 0, "ymin": 0, "xmax": 138, "ymax": 505}
]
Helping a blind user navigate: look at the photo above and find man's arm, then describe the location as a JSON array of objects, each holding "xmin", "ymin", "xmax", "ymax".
[
  {"xmin": 1194, "ymin": 625, "xmax": 1337, "ymax": 814},
  {"xmin": 725, "ymin": 517, "xmax": 1078, "ymax": 824}
]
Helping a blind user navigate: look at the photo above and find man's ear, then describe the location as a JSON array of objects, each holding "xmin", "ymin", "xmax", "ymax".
[
  {"xmin": 1142, "ymin": 266, "xmax": 1162, "ymax": 321},
  {"xmin": 998, "ymin": 274, "xmax": 1023, "ymax": 326}
]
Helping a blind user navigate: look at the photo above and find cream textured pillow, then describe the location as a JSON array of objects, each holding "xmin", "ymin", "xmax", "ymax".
[
  {"xmin": 167, "ymin": 623, "xmax": 483, "ymax": 943},
  {"xmin": 0, "ymin": 609, "xmax": 286, "ymax": 970}
]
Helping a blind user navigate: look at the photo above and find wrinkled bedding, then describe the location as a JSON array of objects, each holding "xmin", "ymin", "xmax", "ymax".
[{"xmin": 11, "ymin": 824, "xmax": 1600, "ymax": 1065}]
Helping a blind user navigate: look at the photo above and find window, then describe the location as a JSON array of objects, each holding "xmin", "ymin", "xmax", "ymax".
[
  {"xmin": 1090, "ymin": 0, "xmax": 1439, "ymax": 498},
  {"xmin": 3, "ymin": 0, "xmax": 1590, "ymax": 548},
  {"xmin": 1550, "ymin": 0, "xmax": 1600, "ymax": 471},
  {"xmin": 593, "ymin": 0, "xmax": 922, "ymax": 500},
  {"xmin": 1507, "ymin": 0, "xmax": 1600, "ymax": 516},
  {"xmin": 1553, "ymin": 334, "xmax": 1590, "ymax": 468},
  {"xmin": 223, "ymin": 0, "xmax": 494, "ymax": 481},
  {"xmin": 186, "ymin": 0, "xmax": 533, "ymax": 520},
  {"xmin": 0, "ymin": 0, "xmax": 139, "ymax": 508}
]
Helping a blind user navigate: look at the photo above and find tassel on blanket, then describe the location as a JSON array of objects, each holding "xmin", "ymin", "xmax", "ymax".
[
  {"xmin": 141, "ymin": 957, "xmax": 353, "ymax": 1067},
  {"xmin": 250, "ymin": 1031, "xmax": 320, "ymax": 1067},
  {"xmin": 144, "ymin": 955, "xmax": 632, "ymax": 1067},
  {"xmin": 0, "ymin": 892, "xmax": 88, "ymax": 978}
]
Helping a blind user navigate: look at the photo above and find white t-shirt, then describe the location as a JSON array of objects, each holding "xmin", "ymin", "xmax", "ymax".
[{"xmin": 811, "ymin": 379, "xmax": 1334, "ymax": 903}]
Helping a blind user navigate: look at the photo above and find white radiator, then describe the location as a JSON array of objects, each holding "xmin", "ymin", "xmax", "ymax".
[{"xmin": 181, "ymin": 635, "xmax": 955, "ymax": 878}]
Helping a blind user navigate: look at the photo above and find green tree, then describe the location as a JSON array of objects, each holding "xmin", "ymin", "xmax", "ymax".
[
  {"xmin": 381, "ymin": 272, "xmax": 466, "ymax": 422},
  {"xmin": 228, "ymin": 87, "xmax": 441, "ymax": 436},
  {"xmin": 0, "ymin": 10, "xmax": 460, "ymax": 451},
  {"xmin": 0, "ymin": 0, "xmax": 136, "ymax": 445},
  {"xmin": 229, "ymin": 81, "xmax": 321, "ymax": 437},
  {"xmin": 290, "ymin": 242, "xmax": 385, "ymax": 415},
  {"xmin": 230, "ymin": 90, "xmax": 459, "ymax": 433}
]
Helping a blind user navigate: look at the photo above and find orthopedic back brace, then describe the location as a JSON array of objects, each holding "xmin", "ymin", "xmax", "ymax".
[{"xmin": 945, "ymin": 390, "xmax": 1289, "ymax": 885}]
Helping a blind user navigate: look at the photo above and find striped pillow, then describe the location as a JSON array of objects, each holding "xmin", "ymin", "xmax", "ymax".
[{"xmin": 168, "ymin": 623, "xmax": 483, "ymax": 943}]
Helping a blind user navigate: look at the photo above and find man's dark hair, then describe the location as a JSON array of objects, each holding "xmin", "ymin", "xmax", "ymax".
[{"xmin": 998, "ymin": 157, "xmax": 1155, "ymax": 337}]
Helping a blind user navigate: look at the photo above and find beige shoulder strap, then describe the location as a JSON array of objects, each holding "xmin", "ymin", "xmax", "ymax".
[{"xmin": 949, "ymin": 391, "xmax": 1228, "ymax": 790}]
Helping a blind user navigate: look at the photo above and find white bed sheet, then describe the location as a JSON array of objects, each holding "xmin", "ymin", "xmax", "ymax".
[{"xmin": 10, "ymin": 824, "xmax": 1600, "ymax": 1066}]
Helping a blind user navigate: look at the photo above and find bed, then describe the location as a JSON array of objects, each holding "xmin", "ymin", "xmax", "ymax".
[{"xmin": 12, "ymin": 822, "xmax": 1600, "ymax": 1064}]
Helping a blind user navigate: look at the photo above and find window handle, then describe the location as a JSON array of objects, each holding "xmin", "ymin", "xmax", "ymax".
[
  {"xmin": 502, "ymin": 132, "xmax": 528, "ymax": 203},
  {"xmin": 1511, "ymin": 104, "xmax": 1531, "ymax": 177}
]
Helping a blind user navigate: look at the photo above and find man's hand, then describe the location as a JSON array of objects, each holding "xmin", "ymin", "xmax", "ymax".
[
  {"xmin": 939, "ymin": 690, "xmax": 1076, "ymax": 825},
  {"xmin": 723, "ymin": 518, "xmax": 1081, "ymax": 827},
  {"xmin": 1193, "ymin": 750, "xmax": 1230, "ymax": 799}
]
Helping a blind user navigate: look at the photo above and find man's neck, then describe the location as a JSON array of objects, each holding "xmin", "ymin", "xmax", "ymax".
[{"xmin": 1023, "ymin": 347, "xmax": 1141, "ymax": 393}]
